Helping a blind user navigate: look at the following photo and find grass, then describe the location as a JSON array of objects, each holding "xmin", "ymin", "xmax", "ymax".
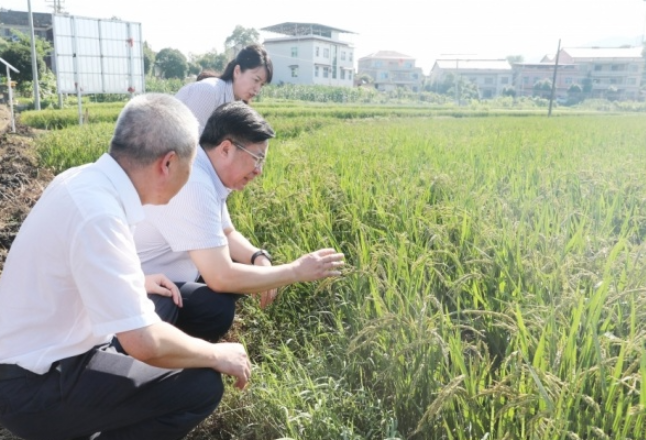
[{"xmin": 28, "ymin": 105, "xmax": 646, "ymax": 439}]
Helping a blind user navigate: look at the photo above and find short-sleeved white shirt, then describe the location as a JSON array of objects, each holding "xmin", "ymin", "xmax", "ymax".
[
  {"xmin": 175, "ymin": 78, "xmax": 234, "ymax": 135},
  {"xmin": 135, "ymin": 147, "xmax": 233, "ymax": 282},
  {"xmin": 0, "ymin": 154, "xmax": 160, "ymax": 374}
]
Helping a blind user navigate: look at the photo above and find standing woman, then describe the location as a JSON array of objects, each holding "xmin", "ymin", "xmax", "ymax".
[{"xmin": 176, "ymin": 44, "xmax": 273, "ymax": 134}]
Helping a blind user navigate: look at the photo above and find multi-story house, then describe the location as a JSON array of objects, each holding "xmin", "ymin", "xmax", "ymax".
[
  {"xmin": 0, "ymin": 9, "xmax": 53, "ymax": 41},
  {"xmin": 557, "ymin": 47, "xmax": 643, "ymax": 100},
  {"xmin": 0, "ymin": 9, "xmax": 54, "ymax": 69},
  {"xmin": 429, "ymin": 58, "xmax": 512, "ymax": 98},
  {"xmin": 513, "ymin": 60, "xmax": 583, "ymax": 99},
  {"xmin": 357, "ymin": 51, "xmax": 424, "ymax": 92},
  {"xmin": 260, "ymin": 22, "xmax": 355, "ymax": 87}
]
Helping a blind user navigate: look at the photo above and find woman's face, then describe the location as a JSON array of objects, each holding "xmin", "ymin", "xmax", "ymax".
[{"xmin": 232, "ymin": 65, "xmax": 268, "ymax": 102}]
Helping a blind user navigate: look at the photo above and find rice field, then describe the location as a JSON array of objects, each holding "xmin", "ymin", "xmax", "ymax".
[{"xmin": 31, "ymin": 108, "xmax": 646, "ymax": 440}]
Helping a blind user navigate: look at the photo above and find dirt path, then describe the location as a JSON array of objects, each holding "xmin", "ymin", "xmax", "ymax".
[{"xmin": 0, "ymin": 105, "xmax": 52, "ymax": 440}]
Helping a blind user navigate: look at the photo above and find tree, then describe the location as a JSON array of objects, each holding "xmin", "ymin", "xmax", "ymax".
[
  {"xmin": 567, "ymin": 83, "xmax": 583, "ymax": 104},
  {"xmin": 0, "ymin": 30, "xmax": 51, "ymax": 84},
  {"xmin": 501, "ymin": 86, "xmax": 516, "ymax": 97},
  {"xmin": 506, "ymin": 55, "xmax": 524, "ymax": 65},
  {"xmin": 224, "ymin": 25, "xmax": 260, "ymax": 52},
  {"xmin": 357, "ymin": 73, "xmax": 373, "ymax": 86},
  {"xmin": 143, "ymin": 41, "xmax": 156, "ymax": 76},
  {"xmin": 189, "ymin": 49, "xmax": 227, "ymax": 76},
  {"xmin": 155, "ymin": 48, "xmax": 188, "ymax": 79},
  {"xmin": 533, "ymin": 78, "xmax": 552, "ymax": 98}
]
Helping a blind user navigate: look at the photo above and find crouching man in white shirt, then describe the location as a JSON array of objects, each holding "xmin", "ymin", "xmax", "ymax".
[
  {"xmin": 0, "ymin": 94, "xmax": 250, "ymax": 440},
  {"xmin": 135, "ymin": 101, "xmax": 345, "ymax": 343}
]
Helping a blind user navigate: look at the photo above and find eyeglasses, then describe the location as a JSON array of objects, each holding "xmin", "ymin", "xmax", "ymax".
[{"xmin": 230, "ymin": 140, "xmax": 266, "ymax": 169}]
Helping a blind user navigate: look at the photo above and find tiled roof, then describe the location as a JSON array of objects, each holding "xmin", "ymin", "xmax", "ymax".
[
  {"xmin": 562, "ymin": 46, "xmax": 643, "ymax": 59},
  {"xmin": 434, "ymin": 59, "xmax": 511, "ymax": 71},
  {"xmin": 361, "ymin": 51, "xmax": 415, "ymax": 60}
]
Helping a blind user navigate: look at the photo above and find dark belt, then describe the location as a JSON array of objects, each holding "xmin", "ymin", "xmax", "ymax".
[{"xmin": 0, "ymin": 363, "xmax": 33, "ymax": 380}]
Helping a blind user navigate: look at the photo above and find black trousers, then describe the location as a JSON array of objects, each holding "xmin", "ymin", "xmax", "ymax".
[
  {"xmin": 0, "ymin": 282, "xmax": 241, "ymax": 440},
  {"xmin": 149, "ymin": 282, "xmax": 243, "ymax": 343}
]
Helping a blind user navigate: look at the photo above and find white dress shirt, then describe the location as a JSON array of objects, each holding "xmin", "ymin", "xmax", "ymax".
[
  {"xmin": 0, "ymin": 154, "xmax": 160, "ymax": 374},
  {"xmin": 175, "ymin": 78, "xmax": 235, "ymax": 135},
  {"xmin": 135, "ymin": 147, "xmax": 233, "ymax": 283}
]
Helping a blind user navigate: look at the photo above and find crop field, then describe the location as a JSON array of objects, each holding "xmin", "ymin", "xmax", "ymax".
[{"xmin": 13, "ymin": 107, "xmax": 646, "ymax": 439}]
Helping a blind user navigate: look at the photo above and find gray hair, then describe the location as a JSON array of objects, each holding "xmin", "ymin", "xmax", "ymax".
[{"xmin": 109, "ymin": 93, "xmax": 199, "ymax": 167}]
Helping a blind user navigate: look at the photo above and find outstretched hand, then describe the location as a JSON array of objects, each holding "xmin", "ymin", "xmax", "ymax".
[{"xmin": 293, "ymin": 248, "xmax": 345, "ymax": 282}]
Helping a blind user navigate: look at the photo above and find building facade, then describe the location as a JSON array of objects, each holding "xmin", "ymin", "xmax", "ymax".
[
  {"xmin": 557, "ymin": 47, "xmax": 643, "ymax": 100},
  {"xmin": 0, "ymin": 9, "xmax": 53, "ymax": 41},
  {"xmin": 513, "ymin": 61, "xmax": 582, "ymax": 99},
  {"xmin": 261, "ymin": 22, "xmax": 355, "ymax": 87},
  {"xmin": 357, "ymin": 51, "xmax": 424, "ymax": 92},
  {"xmin": 429, "ymin": 59, "xmax": 513, "ymax": 98}
]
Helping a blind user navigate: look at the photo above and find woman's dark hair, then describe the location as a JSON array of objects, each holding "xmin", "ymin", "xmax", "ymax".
[
  {"xmin": 196, "ymin": 69, "xmax": 219, "ymax": 81},
  {"xmin": 219, "ymin": 44, "xmax": 273, "ymax": 84}
]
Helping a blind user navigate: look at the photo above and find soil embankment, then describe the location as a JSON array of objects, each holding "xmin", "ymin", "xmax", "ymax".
[{"xmin": 0, "ymin": 105, "xmax": 52, "ymax": 440}]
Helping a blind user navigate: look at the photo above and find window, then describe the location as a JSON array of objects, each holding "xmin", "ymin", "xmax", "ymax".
[
  {"xmin": 323, "ymin": 48, "xmax": 329, "ymax": 58},
  {"xmin": 332, "ymin": 67, "xmax": 337, "ymax": 79},
  {"xmin": 484, "ymin": 77, "xmax": 493, "ymax": 85},
  {"xmin": 523, "ymin": 76, "xmax": 529, "ymax": 84},
  {"xmin": 380, "ymin": 72, "xmax": 389, "ymax": 79},
  {"xmin": 610, "ymin": 64, "xmax": 625, "ymax": 71},
  {"xmin": 500, "ymin": 77, "xmax": 509, "ymax": 85},
  {"xmin": 290, "ymin": 65, "xmax": 298, "ymax": 77},
  {"xmin": 348, "ymin": 71, "xmax": 353, "ymax": 80},
  {"xmin": 341, "ymin": 51, "xmax": 346, "ymax": 61},
  {"xmin": 315, "ymin": 66, "xmax": 319, "ymax": 77},
  {"xmin": 629, "ymin": 64, "xmax": 639, "ymax": 72},
  {"xmin": 323, "ymin": 67, "xmax": 329, "ymax": 78},
  {"xmin": 349, "ymin": 52, "xmax": 353, "ymax": 62},
  {"xmin": 340, "ymin": 69, "xmax": 345, "ymax": 80},
  {"xmin": 627, "ymin": 77, "xmax": 637, "ymax": 85},
  {"xmin": 315, "ymin": 47, "xmax": 320, "ymax": 57},
  {"xmin": 565, "ymin": 77, "xmax": 572, "ymax": 84},
  {"xmin": 594, "ymin": 64, "xmax": 602, "ymax": 71},
  {"xmin": 291, "ymin": 47, "xmax": 298, "ymax": 58}
]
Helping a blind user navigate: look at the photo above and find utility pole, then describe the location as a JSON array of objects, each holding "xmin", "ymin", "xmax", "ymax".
[
  {"xmin": 27, "ymin": 0, "xmax": 40, "ymax": 110},
  {"xmin": 547, "ymin": 39, "xmax": 561, "ymax": 117},
  {"xmin": 45, "ymin": 0, "xmax": 65, "ymax": 13}
]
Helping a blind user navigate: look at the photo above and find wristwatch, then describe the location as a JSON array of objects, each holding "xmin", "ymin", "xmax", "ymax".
[{"xmin": 251, "ymin": 249, "xmax": 272, "ymax": 265}]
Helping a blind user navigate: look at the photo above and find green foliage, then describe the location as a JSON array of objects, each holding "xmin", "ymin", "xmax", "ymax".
[
  {"xmin": 21, "ymin": 104, "xmax": 122, "ymax": 129},
  {"xmin": 533, "ymin": 78, "xmax": 552, "ymax": 98},
  {"xmin": 155, "ymin": 47, "xmax": 188, "ymax": 79},
  {"xmin": 36, "ymin": 122, "xmax": 114, "ymax": 173},
  {"xmin": 430, "ymin": 72, "xmax": 480, "ymax": 101},
  {"xmin": 143, "ymin": 41, "xmax": 156, "ymax": 76},
  {"xmin": 0, "ymin": 29, "xmax": 52, "ymax": 86},
  {"xmin": 144, "ymin": 76, "xmax": 186, "ymax": 94},
  {"xmin": 28, "ymin": 105, "xmax": 646, "ymax": 439},
  {"xmin": 225, "ymin": 25, "xmax": 260, "ymax": 50},
  {"xmin": 188, "ymin": 49, "xmax": 228, "ymax": 76}
]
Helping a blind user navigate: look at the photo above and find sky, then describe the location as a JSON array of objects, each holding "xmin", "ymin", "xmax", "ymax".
[{"xmin": 3, "ymin": 0, "xmax": 646, "ymax": 73}]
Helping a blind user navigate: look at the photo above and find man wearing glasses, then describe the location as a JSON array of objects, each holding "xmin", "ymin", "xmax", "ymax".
[{"xmin": 135, "ymin": 102, "xmax": 344, "ymax": 343}]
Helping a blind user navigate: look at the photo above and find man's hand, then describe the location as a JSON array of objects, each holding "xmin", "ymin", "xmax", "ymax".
[
  {"xmin": 145, "ymin": 273, "xmax": 182, "ymax": 307},
  {"xmin": 254, "ymin": 254, "xmax": 279, "ymax": 308},
  {"xmin": 292, "ymin": 248, "xmax": 345, "ymax": 282},
  {"xmin": 213, "ymin": 342, "xmax": 252, "ymax": 390}
]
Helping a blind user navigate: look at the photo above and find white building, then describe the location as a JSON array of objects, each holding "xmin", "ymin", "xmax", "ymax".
[
  {"xmin": 261, "ymin": 22, "xmax": 355, "ymax": 87},
  {"xmin": 430, "ymin": 58, "xmax": 513, "ymax": 98},
  {"xmin": 557, "ymin": 47, "xmax": 644, "ymax": 100},
  {"xmin": 357, "ymin": 51, "xmax": 424, "ymax": 92}
]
